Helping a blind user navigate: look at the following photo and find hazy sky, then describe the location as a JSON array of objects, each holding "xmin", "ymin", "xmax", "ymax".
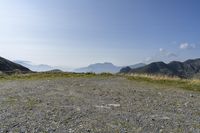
[{"xmin": 0, "ymin": 0, "xmax": 200, "ymax": 68}]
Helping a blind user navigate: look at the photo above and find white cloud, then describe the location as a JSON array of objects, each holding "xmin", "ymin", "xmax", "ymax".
[
  {"xmin": 144, "ymin": 48, "xmax": 178, "ymax": 63},
  {"xmin": 159, "ymin": 48, "xmax": 164, "ymax": 52},
  {"xmin": 145, "ymin": 57, "xmax": 153, "ymax": 62},
  {"xmin": 179, "ymin": 43, "xmax": 196, "ymax": 50},
  {"xmin": 159, "ymin": 48, "xmax": 177, "ymax": 58},
  {"xmin": 166, "ymin": 53, "xmax": 177, "ymax": 58}
]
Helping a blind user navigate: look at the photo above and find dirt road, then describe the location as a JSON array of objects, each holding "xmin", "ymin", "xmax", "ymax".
[{"xmin": 0, "ymin": 77, "xmax": 200, "ymax": 133}]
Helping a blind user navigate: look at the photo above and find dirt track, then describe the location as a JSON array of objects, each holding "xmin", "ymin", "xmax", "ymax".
[{"xmin": 0, "ymin": 77, "xmax": 200, "ymax": 133}]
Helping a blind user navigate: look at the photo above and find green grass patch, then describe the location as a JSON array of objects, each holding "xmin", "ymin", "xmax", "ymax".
[{"xmin": 2, "ymin": 96, "xmax": 18, "ymax": 105}]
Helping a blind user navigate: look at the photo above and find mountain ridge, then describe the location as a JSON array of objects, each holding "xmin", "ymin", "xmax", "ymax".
[
  {"xmin": 120, "ymin": 58, "xmax": 200, "ymax": 78},
  {"xmin": 74, "ymin": 62, "xmax": 145, "ymax": 73}
]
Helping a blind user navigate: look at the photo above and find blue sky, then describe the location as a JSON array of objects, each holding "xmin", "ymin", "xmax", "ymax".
[{"xmin": 0, "ymin": 0, "xmax": 200, "ymax": 68}]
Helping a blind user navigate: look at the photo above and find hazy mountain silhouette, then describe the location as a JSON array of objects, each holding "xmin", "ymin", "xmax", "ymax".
[
  {"xmin": 75, "ymin": 62, "xmax": 145, "ymax": 73},
  {"xmin": 120, "ymin": 58, "xmax": 200, "ymax": 78},
  {"xmin": 46, "ymin": 69, "xmax": 63, "ymax": 73},
  {"xmin": 0, "ymin": 57, "xmax": 30, "ymax": 73},
  {"xmin": 14, "ymin": 60, "xmax": 54, "ymax": 72},
  {"xmin": 14, "ymin": 60, "xmax": 72, "ymax": 72}
]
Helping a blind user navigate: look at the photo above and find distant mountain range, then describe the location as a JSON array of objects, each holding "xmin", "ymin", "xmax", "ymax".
[
  {"xmin": 14, "ymin": 60, "xmax": 145, "ymax": 73},
  {"xmin": 0, "ymin": 57, "xmax": 30, "ymax": 73},
  {"xmin": 14, "ymin": 60, "xmax": 54, "ymax": 72},
  {"xmin": 74, "ymin": 62, "xmax": 145, "ymax": 73},
  {"xmin": 120, "ymin": 58, "xmax": 200, "ymax": 78},
  {"xmin": 2, "ymin": 56, "xmax": 200, "ymax": 79},
  {"xmin": 13, "ymin": 60, "xmax": 71, "ymax": 72}
]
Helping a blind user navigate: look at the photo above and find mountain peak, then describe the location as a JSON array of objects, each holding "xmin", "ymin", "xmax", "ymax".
[{"xmin": 75, "ymin": 62, "xmax": 145, "ymax": 73}]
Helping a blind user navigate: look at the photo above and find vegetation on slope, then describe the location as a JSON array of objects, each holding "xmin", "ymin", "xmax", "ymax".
[
  {"xmin": 120, "ymin": 58, "xmax": 200, "ymax": 79},
  {"xmin": 126, "ymin": 74, "xmax": 200, "ymax": 91},
  {"xmin": 1, "ymin": 72, "xmax": 200, "ymax": 92},
  {"xmin": 0, "ymin": 72, "xmax": 114, "ymax": 81}
]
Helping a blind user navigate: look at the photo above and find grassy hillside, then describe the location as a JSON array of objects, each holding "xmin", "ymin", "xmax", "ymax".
[
  {"xmin": 0, "ymin": 72, "xmax": 113, "ymax": 81},
  {"xmin": 125, "ymin": 74, "xmax": 200, "ymax": 91}
]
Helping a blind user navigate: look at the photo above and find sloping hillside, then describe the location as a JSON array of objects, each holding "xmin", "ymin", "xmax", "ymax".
[
  {"xmin": 120, "ymin": 58, "xmax": 200, "ymax": 78},
  {"xmin": 0, "ymin": 57, "xmax": 30, "ymax": 73}
]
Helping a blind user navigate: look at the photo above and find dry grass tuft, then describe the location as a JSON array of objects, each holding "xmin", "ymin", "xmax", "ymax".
[
  {"xmin": 125, "ymin": 74, "xmax": 200, "ymax": 91},
  {"xmin": 0, "ymin": 72, "xmax": 114, "ymax": 81}
]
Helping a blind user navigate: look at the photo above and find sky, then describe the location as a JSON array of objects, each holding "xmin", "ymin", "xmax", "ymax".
[{"xmin": 0, "ymin": 0, "xmax": 200, "ymax": 68}]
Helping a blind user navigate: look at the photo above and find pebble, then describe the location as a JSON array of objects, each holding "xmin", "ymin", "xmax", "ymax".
[
  {"xmin": 69, "ymin": 128, "xmax": 74, "ymax": 133},
  {"xmin": 184, "ymin": 102, "xmax": 189, "ymax": 107},
  {"xmin": 87, "ymin": 129, "xmax": 91, "ymax": 132}
]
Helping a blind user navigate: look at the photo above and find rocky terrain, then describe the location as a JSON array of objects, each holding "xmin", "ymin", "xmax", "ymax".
[{"xmin": 0, "ymin": 76, "xmax": 200, "ymax": 133}]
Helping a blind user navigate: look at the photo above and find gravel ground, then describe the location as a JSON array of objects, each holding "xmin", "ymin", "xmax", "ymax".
[{"xmin": 0, "ymin": 77, "xmax": 200, "ymax": 133}]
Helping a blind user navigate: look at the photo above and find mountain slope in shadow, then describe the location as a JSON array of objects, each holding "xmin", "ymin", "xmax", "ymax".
[
  {"xmin": 120, "ymin": 58, "xmax": 200, "ymax": 78},
  {"xmin": 0, "ymin": 57, "xmax": 30, "ymax": 73}
]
